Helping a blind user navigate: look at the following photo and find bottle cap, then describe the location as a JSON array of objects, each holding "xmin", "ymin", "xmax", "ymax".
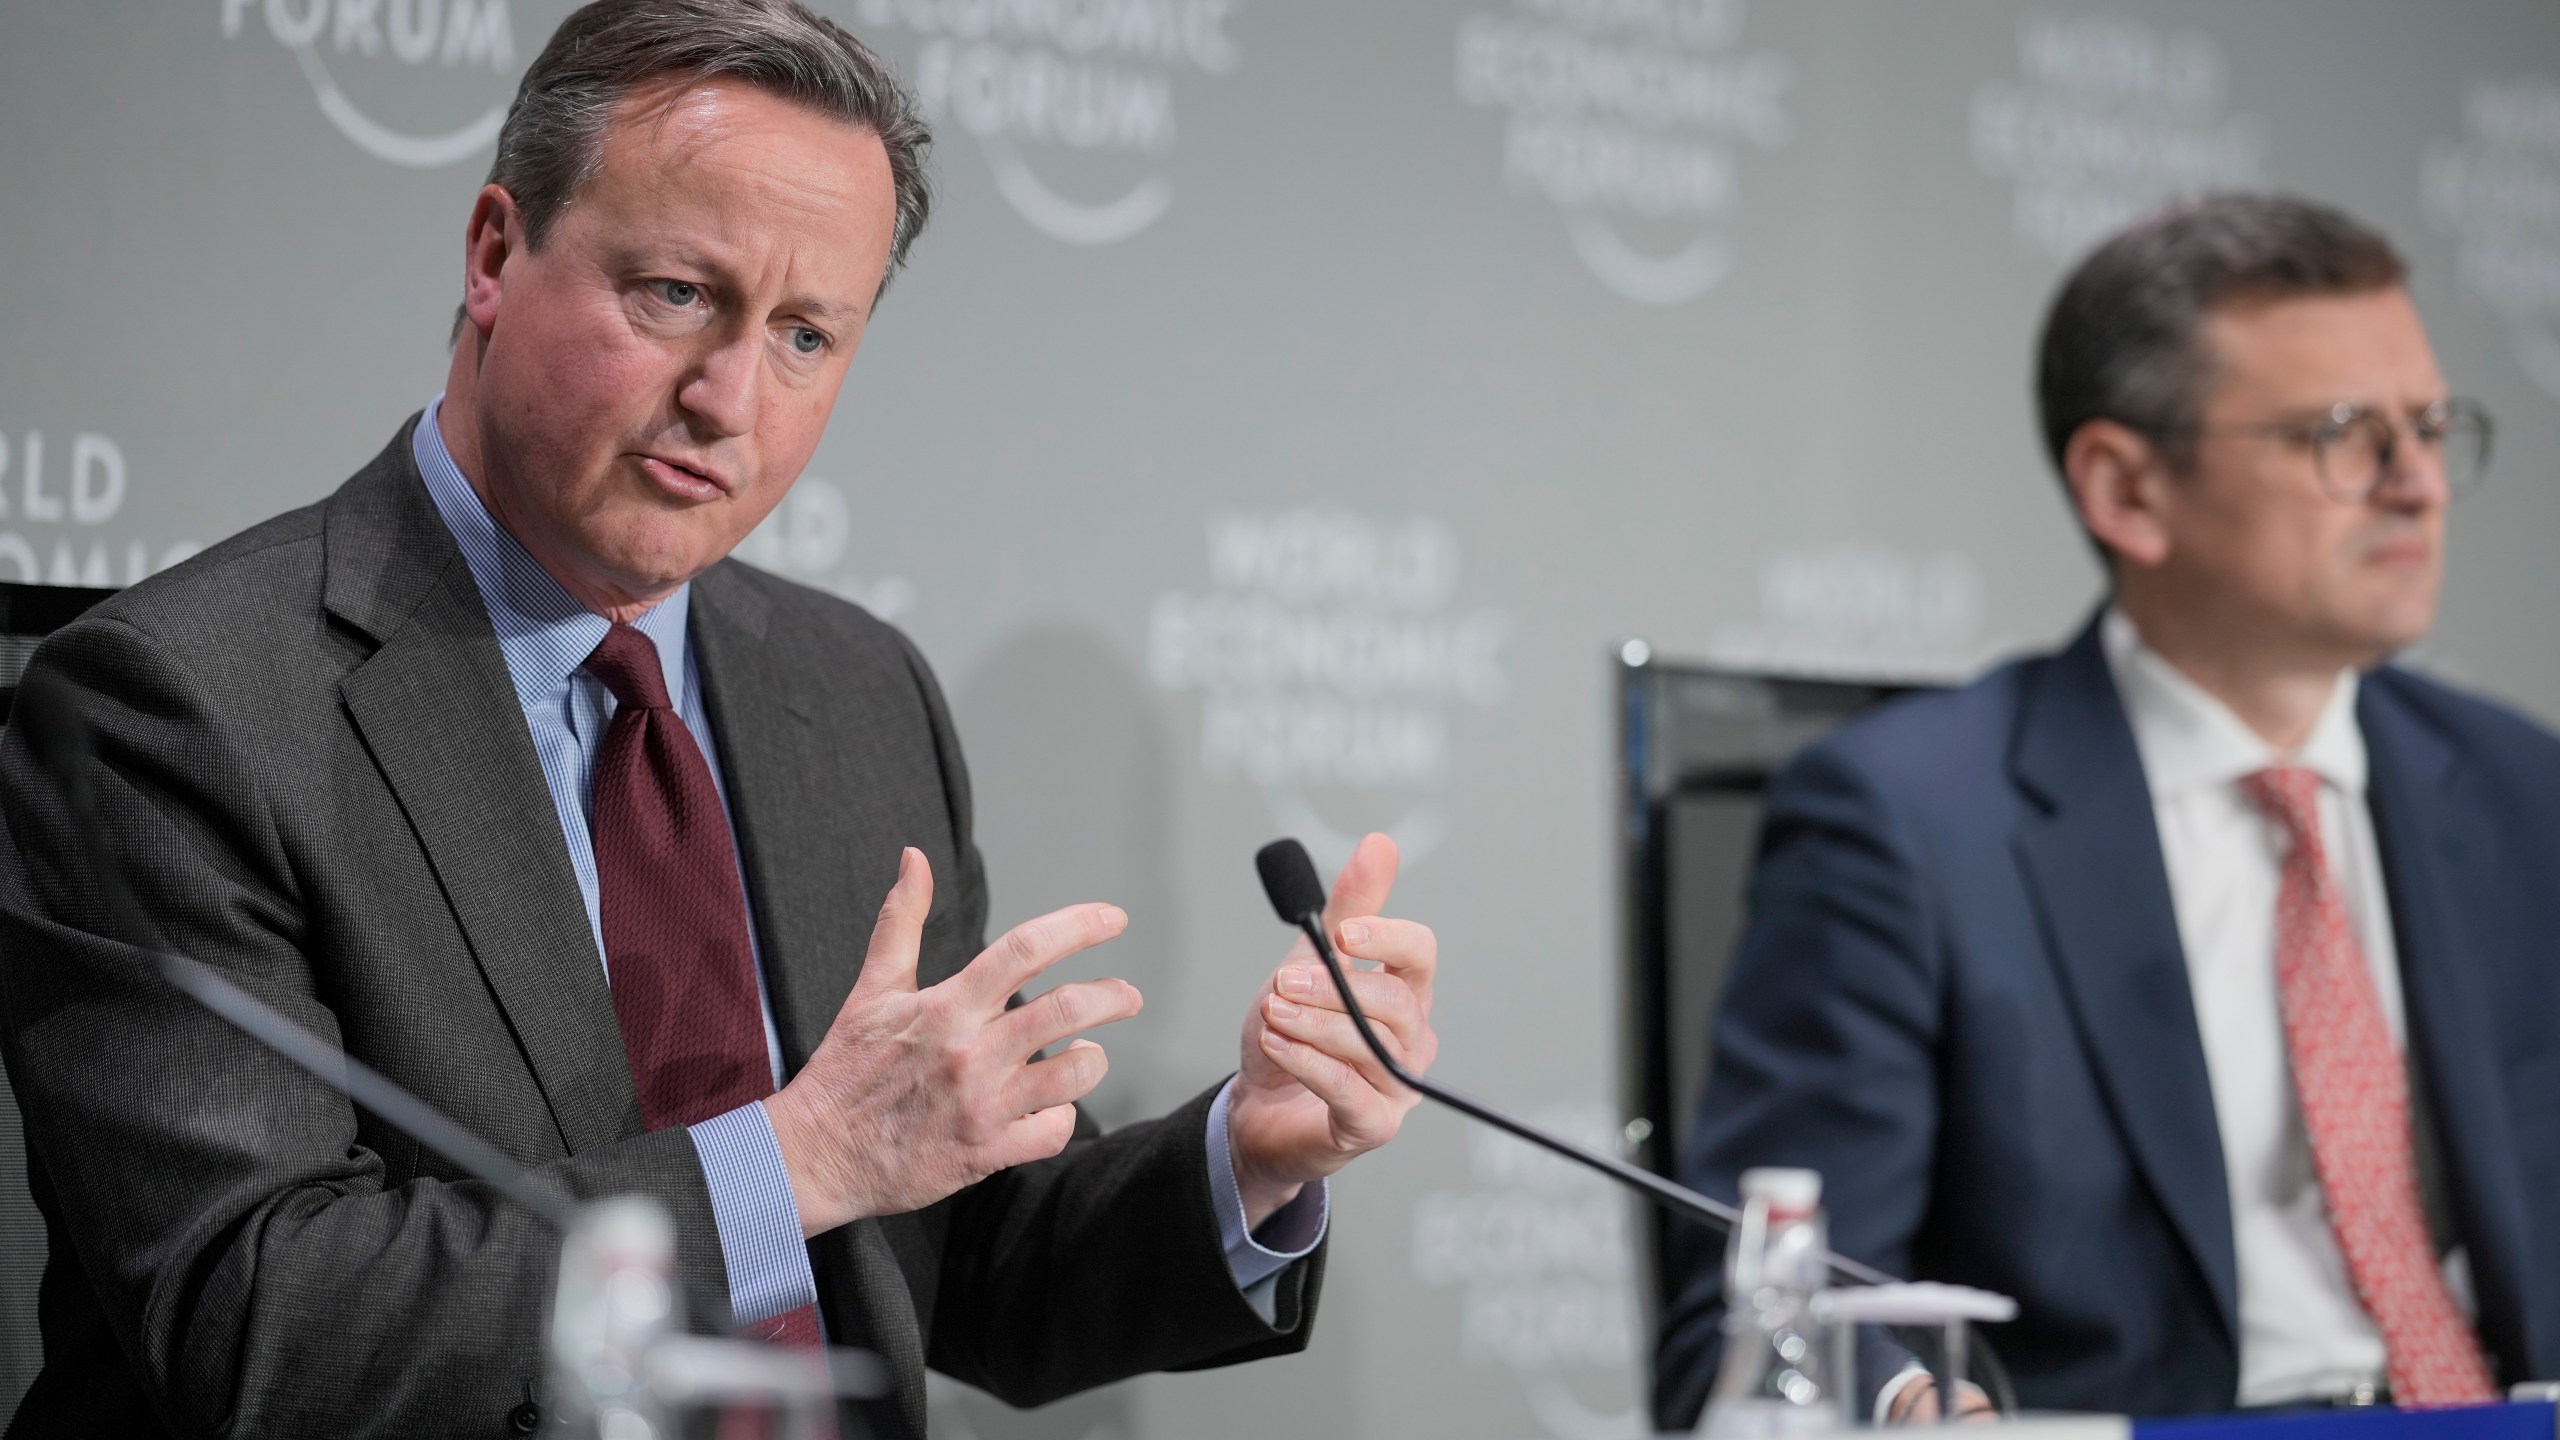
[{"xmin": 1739, "ymin": 1167, "xmax": 1822, "ymax": 1216}]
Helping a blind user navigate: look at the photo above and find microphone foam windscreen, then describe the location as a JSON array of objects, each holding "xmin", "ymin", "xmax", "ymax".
[{"xmin": 1254, "ymin": 839, "xmax": 1327, "ymax": 924}]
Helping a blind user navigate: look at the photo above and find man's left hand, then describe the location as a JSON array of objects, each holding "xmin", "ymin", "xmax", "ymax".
[{"xmin": 1226, "ymin": 832, "xmax": 1439, "ymax": 1227}]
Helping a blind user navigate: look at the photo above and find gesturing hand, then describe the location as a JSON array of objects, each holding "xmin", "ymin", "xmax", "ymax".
[
  {"xmin": 764, "ymin": 847, "xmax": 1141, "ymax": 1238},
  {"xmin": 1225, "ymin": 833, "xmax": 1440, "ymax": 1227}
]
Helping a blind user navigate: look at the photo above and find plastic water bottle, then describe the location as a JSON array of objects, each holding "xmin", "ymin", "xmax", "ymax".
[{"xmin": 1698, "ymin": 1167, "xmax": 1839, "ymax": 1438}]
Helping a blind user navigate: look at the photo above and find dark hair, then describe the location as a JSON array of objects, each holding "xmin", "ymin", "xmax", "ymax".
[
  {"xmin": 2034, "ymin": 193, "xmax": 2406, "ymax": 477},
  {"xmin": 454, "ymin": 0, "xmax": 931, "ymax": 339}
]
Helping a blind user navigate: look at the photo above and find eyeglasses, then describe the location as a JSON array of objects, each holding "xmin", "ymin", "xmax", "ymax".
[{"xmin": 2181, "ymin": 398, "xmax": 2495, "ymax": 504}]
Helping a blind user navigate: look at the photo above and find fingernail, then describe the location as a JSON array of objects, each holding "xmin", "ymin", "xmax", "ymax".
[
  {"xmin": 1261, "ymin": 1028, "xmax": 1294, "ymax": 1051},
  {"xmin": 1340, "ymin": 920, "xmax": 1371, "ymax": 947},
  {"xmin": 1266, "ymin": 995, "xmax": 1302, "ymax": 1022},
  {"xmin": 1099, "ymin": 904, "xmax": 1127, "ymax": 931},
  {"xmin": 1277, "ymin": 965, "xmax": 1316, "ymax": 998}
]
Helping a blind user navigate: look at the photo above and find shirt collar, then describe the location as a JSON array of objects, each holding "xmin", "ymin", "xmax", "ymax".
[
  {"xmin": 2100, "ymin": 606, "xmax": 2365, "ymax": 801},
  {"xmin": 411, "ymin": 396, "xmax": 691, "ymax": 708}
]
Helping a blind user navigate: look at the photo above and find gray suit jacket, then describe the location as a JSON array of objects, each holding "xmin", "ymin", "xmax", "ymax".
[{"xmin": 0, "ymin": 418, "xmax": 1321, "ymax": 1438}]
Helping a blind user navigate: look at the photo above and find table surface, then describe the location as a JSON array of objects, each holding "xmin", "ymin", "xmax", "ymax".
[
  {"xmin": 2137, "ymin": 1401, "xmax": 2558, "ymax": 1440},
  {"xmin": 1654, "ymin": 1399, "xmax": 2559, "ymax": 1438}
]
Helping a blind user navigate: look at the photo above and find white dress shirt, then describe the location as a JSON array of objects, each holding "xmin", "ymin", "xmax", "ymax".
[{"xmin": 2100, "ymin": 609, "xmax": 2470, "ymax": 1407}]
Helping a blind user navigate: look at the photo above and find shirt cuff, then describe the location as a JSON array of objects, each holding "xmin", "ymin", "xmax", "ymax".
[
  {"xmin": 1875, "ymin": 1361, "xmax": 1933, "ymax": 1425},
  {"xmin": 1206, "ymin": 1075, "xmax": 1328, "ymax": 1292},
  {"xmin": 688, "ymin": 1101, "xmax": 820, "ymax": 1327}
]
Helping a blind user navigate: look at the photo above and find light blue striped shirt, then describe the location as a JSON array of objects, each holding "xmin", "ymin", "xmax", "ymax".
[
  {"xmin": 411, "ymin": 399, "xmax": 1324, "ymax": 1327},
  {"xmin": 412, "ymin": 400, "xmax": 814, "ymax": 1324}
]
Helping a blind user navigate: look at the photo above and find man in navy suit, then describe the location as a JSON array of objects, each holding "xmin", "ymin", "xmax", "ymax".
[{"xmin": 1656, "ymin": 193, "xmax": 2560, "ymax": 1425}]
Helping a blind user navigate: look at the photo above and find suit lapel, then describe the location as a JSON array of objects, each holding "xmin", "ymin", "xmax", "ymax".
[
  {"xmin": 2009, "ymin": 620, "xmax": 2238, "ymax": 1343},
  {"xmin": 325, "ymin": 424, "xmax": 639, "ymax": 1155},
  {"xmin": 690, "ymin": 563, "xmax": 926, "ymax": 1427},
  {"xmin": 688, "ymin": 563, "xmax": 900, "ymax": 1069},
  {"xmin": 2363, "ymin": 677, "xmax": 2537, "ymax": 1376}
]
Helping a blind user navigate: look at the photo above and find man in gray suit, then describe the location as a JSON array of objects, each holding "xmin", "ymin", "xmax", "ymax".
[{"xmin": 0, "ymin": 3, "xmax": 1443, "ymax": 1435}]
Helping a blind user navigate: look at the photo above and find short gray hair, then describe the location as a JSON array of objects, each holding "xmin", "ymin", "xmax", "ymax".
[{"xmin": 455, "ymin": 0, "xmax": 931, "ymax": 337}]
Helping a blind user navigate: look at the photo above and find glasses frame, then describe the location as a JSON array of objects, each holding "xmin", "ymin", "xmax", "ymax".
[{"xmin": 2169, "ymin": 397, "xmax": 2496, "ymax": 505}]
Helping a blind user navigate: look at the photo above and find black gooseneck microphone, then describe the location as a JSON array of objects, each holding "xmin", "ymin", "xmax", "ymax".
[
  {"xmin": 1256, "ymin": 837, "xmax": 2027, "ymax": 1416},
  {"xmin": 1254, "ymin": 837, "xmax": 1892, "ymax": 1285}
]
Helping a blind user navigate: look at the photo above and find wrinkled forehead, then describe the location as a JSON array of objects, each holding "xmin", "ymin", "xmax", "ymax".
[{"xmin": 573, "ymin": 77, "xmax": 894, "ymax": 288}]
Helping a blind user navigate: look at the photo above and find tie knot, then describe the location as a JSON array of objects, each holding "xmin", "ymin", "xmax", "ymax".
[
  {"xmin": 584, "ymin": 623, "xmax": 672, "ymax": 712},
  {"xmin": 2237, "ymin": 764, "xmax": 2323, "ymax": 838}
]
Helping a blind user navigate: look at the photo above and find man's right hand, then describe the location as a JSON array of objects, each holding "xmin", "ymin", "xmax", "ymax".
[
  {"xmin": 763, "ymin": 846, "xmax": 1141, "ymax": 1237},
  {"xmin": 1886, "ymin": 1377, "xmax": 1996, "ymax": 1425}
]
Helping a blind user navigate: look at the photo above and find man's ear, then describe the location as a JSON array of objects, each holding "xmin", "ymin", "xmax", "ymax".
[
  {"xmin": 458, "ymin": 184, "xmax": 521, "ymax": 342},
  {"xmin": 2063, "ymin": 418, "xmax": 2176, "ymax": 571}
]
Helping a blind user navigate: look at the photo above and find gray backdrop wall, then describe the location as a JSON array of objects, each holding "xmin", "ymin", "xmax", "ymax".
[{"xmin": 6, "ymin": 1, "xmax": 2559, "ymax": 1435}]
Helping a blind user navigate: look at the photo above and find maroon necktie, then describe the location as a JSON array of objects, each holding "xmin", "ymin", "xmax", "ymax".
[{"xmin": 586, "ymin": 623, "xmax": 820, "ymax": 1349}]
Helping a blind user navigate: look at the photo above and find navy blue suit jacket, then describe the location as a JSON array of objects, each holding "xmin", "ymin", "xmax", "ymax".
[{"xmin": 1655, "ymin": 617, "xmax": 2560, "ymax": 1424}]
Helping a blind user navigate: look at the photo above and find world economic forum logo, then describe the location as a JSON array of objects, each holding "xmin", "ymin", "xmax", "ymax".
[
  {"xmin": 1706, "ymin": 542, "xmax": 1992, "ymax": 683},
  {"xmin": 1147, "ymin": 509, "xmax": 1509, "ymax": 870},
  {"xmin": 1970, "ymin": 10, "xmax": 2266, "ymax": 265},
  {"xmin": 0, "ymin": 422, "xmax": 202, "ymax": 587},
  {"xmin": 2425, "ymin": 77, "xmax": 2560, "ymax": 401},
  {"xmin": 1453, "ymin": 0, "xmax": 1794, "ymax": 307},
  {"xmin": 219, "ymin": 0, "xmax": 538, "ymax": 168},
  {"xmin": 732, "ymin": 477, "xmax": 916, "ymax": 621},
  {"xmin": 846, "ymin": 0, "xmax": 1242, "ymax": 247},
  {"xmin": 1412, "ymin": 1104, "xmax": 1650, "ymax": 1439}
]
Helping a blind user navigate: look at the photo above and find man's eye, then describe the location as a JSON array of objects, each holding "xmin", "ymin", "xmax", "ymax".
[
  {"xmin": 653, "ymin": 280, "xmax": 703, "ymax": 307},
  {"xmin": 790, "ymin": 327, "xmax": 826, "ymax": 355}
]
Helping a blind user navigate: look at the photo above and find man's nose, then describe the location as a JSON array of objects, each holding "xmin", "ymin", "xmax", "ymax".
[
  {"xmin": 2373, "ymin": 435, "xmax": 2451, "ymax": 513},
  {"xmin": 678, "ymin": 332, "xmax": 761, "ymax": 439}
]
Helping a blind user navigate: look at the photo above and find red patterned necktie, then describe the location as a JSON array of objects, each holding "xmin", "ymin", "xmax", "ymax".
[
  {"xmin": 2238, "ymin": 765, "xmax": 2494, "ymax": 1406},
  {"xmin": 586, "ymin": 623, "xmax": 820, "ymax": 1349}
]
